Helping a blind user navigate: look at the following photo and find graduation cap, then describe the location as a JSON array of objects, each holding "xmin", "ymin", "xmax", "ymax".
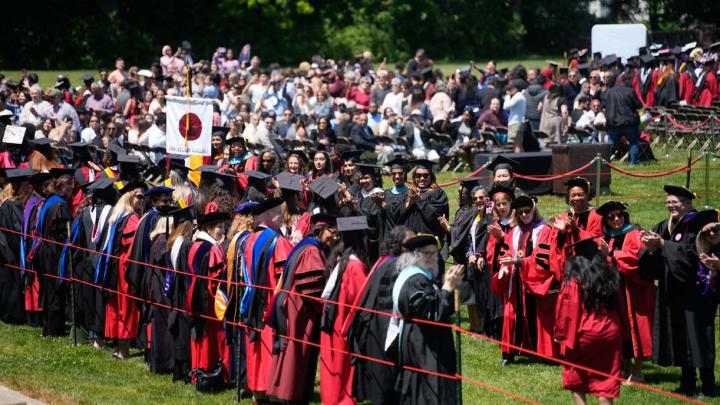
[
  {"xmin": 596, "ymin": 201, "xmax": 628, "ymax": 216},
  {"xmin": 384, "ymin": 157, "xmax": 409, "ymax": 171},
  {"xmin": 211, "ymin": 126, "xmax": 230, "ymax": 137},
  {"xmin": 309, "ymin": 174, "xmax": 340, "ymax": 200},
  {"xmin": 489, "ymin": 185, "xmax": 515, "ymax": 200},
  {"xmin": 86, "ymin": 177, "xmax": 116, "ymax": 191},
  {"xmin": 30, "ymin": 172, "xmax": 53, "ymax": 187},
  {"xmin": 558, "ymin": 66, "xmax": 569, "ymax": 75},
  {"xmin": 341, "ymin": 150, "xmax": 363, "ymax": 163},
  {"xmin": 577, "ymin": 63, "xmax": 589, "ymax": 73},
  {"xmin": 460, "ymin": 177, "xmax": 483, "ymax": 190},
  {"xmin": 402, "ymin": 233, "xmax": 440, "ymax": 251},
  {"xmin": 663, "ymin": 184, "xmax": 696, "ymax": 200},
  {"xmin": 410, "ymin": 159, "xmax": 436, "ymax": 172},
  {"xmin": 356, "ymin": 164, "xmax": 381, "ymax": 177},
  {"xmin": 144, "ymin": 185, "xmax": 174, "ymax": 197},
  {"xmin": 195, "ymin": 165, "xmax": 237, "ymax": 189},
  {"xmin": 287, "ymin": 149, "xmax": 308, "ymax": 163},
  {"xmin": 566, "ymin": 236, "xmax": 601, "ymax": 260},
  {"xmin": 118, "ymin": 153, "xmax": 142, "ymax": 181},
  {"xmin": 311, "ymin": 213, "xmax": 337, "ymax": 227},
  {"xmin": 275, "ymin": 171, "xmax": 304, "ymax": 192},
  {"xmin": 197, "ymin": 211, "xmax": 230, "ymax": 228},
  {"xmin": 709, "ymin": 42, "xmax": 720, "ymax": 52},
  {"xmin": 30, "ymin": 138, "xmax": 54, "ymax": 160},
  {"xmin": 681, "ymin": 41, "xmax": 697, "ymax": 53},
  {"xmin": 565, "ymin": 177, "xmax": 592, "ymax": 193},
  {"xmin": 251, "ymin": 197, "xmax": 284, "ymax": 215},
  {"xmin": 638, "ymin": 46, "xmax": 649, "ymax": 56},
  {"xmin": 73, "ymin": 168, "xmax": 91, "ymax": 189},
  {"xmin": 671, "ymin": 45, "xmax": 684, "ymax": 56},
  {"xmin": 234, "ymin": 201, "xmax": 259, "ymax": 215},
  {"xmin": 170, "ymin": 205, "xmax": 195, "ymax": 225},
  {"xmin": 592, "ymin": 52, "xmax": 602, "ymax": 61},
  {"xmin": 225, "ymin": 137, "xmax": 245, "ymax": 146},
  {"xmin": 336, "ymin": 216, "xmax": 369, "ymax": 232},
  {"xmin": 107, "ymin": 141, "xmax": 126, "ymax": 158},
  {"xmin": 49, "ymin": 167, "xmax": 74, "ymax": 179},
  {"xmin": 420, "ymin": 67, "xmax": 434, "ymax": 81},
  {"xmin": 640, "ymin": 54, "xmax": 655, "ymax": 65},
  {"xmin": 486, "ymin": 155, "xmax": 519, "ymax": 173},
  {"xmin": 68, "ymin": 141, "xmax": 94, "ymax": 164},
  {"xmin": 2, "ymin": 168, "xmax": 33, "ymax": 183},
  {"xmin": 119, "ymin": 180, "xmax": 148, "ymax": 195},
  {"xmin": 511, "ymin": 193, "xmax": 537, "ymax": 210}
]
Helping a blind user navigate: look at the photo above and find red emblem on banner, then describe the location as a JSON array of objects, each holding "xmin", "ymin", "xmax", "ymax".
[{"xmin": 178, "ymin": 113, "xmax": 202, "ymax": 141}]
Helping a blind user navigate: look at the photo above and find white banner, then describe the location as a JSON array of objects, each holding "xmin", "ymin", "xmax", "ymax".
[{"xmin": 166, "ymin": 95, "xmax": 214, "ymax": 156}]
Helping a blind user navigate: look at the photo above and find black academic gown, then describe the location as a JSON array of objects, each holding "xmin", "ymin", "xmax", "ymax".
[
  {"xmin": 355, "ymin": 189, "xmax": 382, "ymax": 264},
  {"xmin": 147, "ymin": 234, "xmax": 174, "ymax": 373},
  {"xmin": 349, "ymin": 256, "xmax": 400, "ymax": 404},
  {"xmin": 404, "ymin": 187, "xmax": 449, "ymax": 247},
  {"xmin": 0, "ymin": 199, "xmax": 26, "ymax": 324},
  {"xmin": 73, "ymin": 205, "xmax": 111, "ymax": 336},
  {"xmin": 639, "ymin": 210, "xmax": 719, "ymax": 369},
  {"xmin": 655, "ymin": 74, "xmax": 679, "ymax": 107},
  {"xmin": 378, "ymin": 187, "xmax": 409, "ymax": 249},
  {"xmin": 449, "ymin": 207, "xmax": 477, "ymax": 304},
  {"xmin": 35, "ymin": 195, "xmax": 72, "ymax": 337},
  {"xmin": 396, "ymin": 273, "xmax": 456, "ymax": 405},
  {"xmin": 167, "ymin": 237, "xmax": 193, "ymax": 382}
]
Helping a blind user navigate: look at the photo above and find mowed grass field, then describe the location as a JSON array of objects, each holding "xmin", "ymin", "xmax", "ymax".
[
  {"xmin": 0, "ymin": 56, "xmax": 559, "ymax": 89},
  {"xmin": 0, "ymin": 148, "xmax": 719, "ymax": 404}
]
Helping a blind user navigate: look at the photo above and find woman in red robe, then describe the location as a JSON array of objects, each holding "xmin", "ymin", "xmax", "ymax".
[
  {"xmin": 490, "ymin": 194, "xmax": 557, "ymax": 364},
  {"xmin": 102, "ymin": 182, "xmax": 146, "ymax": 359},
  {"xmin": 555, "ymin": 253, "xmax": 623, "ymax": 404},
  {"xmin": 319, "ymin": 216, "xmax": 370, "ymax": 405},
  {"xmin": 560, "ymin": 177, "xmax": 602, "ymax": 236},
  {"xmin": 596, "ymin": 201, "xmax": 655, "ymax": 382},
  {"xmin": 187, "ymin": 210, "xmax": 232, "ymax": 383},
  {"xmin": 693, "ymin": 62, "xmax": 718, "ymax": 107}
]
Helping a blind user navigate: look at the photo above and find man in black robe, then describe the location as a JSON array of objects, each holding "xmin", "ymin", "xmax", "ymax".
[
  {"xmin": 387, "ymin": 234, "xmax": 463, "ymax": 404},
  {"xmin": 349, "ymin": 225, "xmax": 414, "ymax": 405},
  {"xmin": 34, "ymin": 168, "xmax": 74, "ymax": 336},
  {"xmin": 402, "ymin": 160, "xmax": 449, "ymax": 251},
  {"xmin": 378, "ymin": 158, "xmax": 410, "ymax": 253},
  {"xmin": 639, "ymin": 185, "xmax": 719, "ymax": 397},
  {"xmin": 0, "ymin": 168, "xmax": 33, "ymax": 324}
]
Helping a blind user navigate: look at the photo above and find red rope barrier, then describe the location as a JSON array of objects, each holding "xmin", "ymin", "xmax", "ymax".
[
  {"xmin": 0, "ymin": 226, "xmax": 707, "ymax": 403},
  {"xmin": 513, "ymin": 158, "xmax": 597, "ymax": 182},
  {"xmin": 605, "ymin": 155, "xmax": 703, "ymax": 178},
  {"xmin": 437, "ymin": 165, "xmax": 486, "ymax": 188},
  {"xmin": 666, "ymin": 115, "xmax": 711, "ymax": 132}
]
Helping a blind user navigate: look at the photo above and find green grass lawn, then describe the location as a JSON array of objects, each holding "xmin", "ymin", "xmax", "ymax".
[{"xmin": 1, "ymin": 149, "xmax": 719, "ymax": 404}]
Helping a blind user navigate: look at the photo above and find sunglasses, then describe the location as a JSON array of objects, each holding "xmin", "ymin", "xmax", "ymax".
[
  {"xmin": 517, "ymin": 207, "xmax": 533, "ymax": 215},
  {"xmin": 473, "ymin": 196, "xmax": 486, "ymax": 201},
  {"xmin": 606, "ymin": 212, "xmax": 624, "ymax": 219},
  {"xmin": 133, "ymin": 194, "xmax": 145, "ymax": 200},
  {"xmin": 414, "ymin": 173, "xmax": 431, "ymax": 178}
]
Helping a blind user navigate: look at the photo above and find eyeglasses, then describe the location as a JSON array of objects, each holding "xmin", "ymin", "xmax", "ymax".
[
  {"xmin": 473, "ymin": 196, "xmax": 486, "ymax": 201},
  {"xmin": 133, "ymin": 194, "xmax": 145, "ymax": 200}
]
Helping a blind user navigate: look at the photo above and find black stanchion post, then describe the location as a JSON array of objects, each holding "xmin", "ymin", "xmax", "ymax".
[
  {"xmin": 686, "ymin": 149, "xmax": 692, "ymax": 190},
  {"xmin": 67, "ymin": 222, "xmax": 77, "ymax": 347},
  {"xmin": 454, "ymin": 289, "xmax": 462, "ymax": 405},
  {"xmin": 595, "ymin": 153, "xmax": 602, "ymax": 197}
]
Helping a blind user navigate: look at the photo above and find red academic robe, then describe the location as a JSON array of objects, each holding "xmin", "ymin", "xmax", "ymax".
[
  {"xmin": 518, "ymin": 223, "xmax": 561, "ymax": 358},
  {"xmin": 105, "ymin": 214, "xmax": 140, "ymax": 339},
  {"xmin": 244, "ymin": 229, "xmax": 293, "ymax": 393},
  {"xmin": 320, "ymin": 257, "xmax": 368, "ymax": 405},
  {"xmin": 606, "ymin": 228, "xmax": 655, "ymax": 359},
  {"xmin": 490, "ymin": 222, "xmax": 549, "ymax": 356},
  {"xmin": 559, "ymin": 209, "xmax": 603, "ymax": 236},
  {"xmin": 694, "ymin": 71, "xmax": 719, "ymax": 107},
  {"xmin": 678, "ymin": 70, "xmax": 695, "ymax": 105},
  {"xmin": 267, "ymin": 242, "xmax": 326, "ymax": 401},
  {"xmin": 187, "ymin": 238, "xmax": 231, "ymax": 381},
  {"xmin": 554, "ymin": 279, "xmax": 622, "ymax": 398}
]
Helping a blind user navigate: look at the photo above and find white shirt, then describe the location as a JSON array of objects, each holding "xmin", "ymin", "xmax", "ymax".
[{"xmin": 381, "ymin": 92, "xmax": 404, "ymax": 115}]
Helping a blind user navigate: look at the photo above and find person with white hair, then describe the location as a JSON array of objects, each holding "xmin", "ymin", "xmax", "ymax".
[
  {"xmin": 386, "ymin": 234, "xmax": 463, "ymax": 404},
  {"xmin": 19, "ymin": 84, "xmax": 51, "ymax": 126},
  {"xmin": 380, "ymin": 77, "xmax": 404, "ymax": 115}
]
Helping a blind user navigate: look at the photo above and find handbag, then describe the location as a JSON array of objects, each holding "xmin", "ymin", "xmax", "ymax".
[{"xmin": 191, "ymin": 359, "xmax": 225, "ymax": 392}]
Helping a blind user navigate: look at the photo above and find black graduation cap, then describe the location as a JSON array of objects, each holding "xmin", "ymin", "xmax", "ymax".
[
  {"xmin": 640, "ymin": 54, "xmax": 655, "ymax": 65},
  {"xmin": 197, "ymin": 211, "xmax": 230, "ymax": 228},
  {"xmin": 663, "ymin": 185, "xmax": 696, "ymax": 200},
  {"xmin": 309, "ymin": 174, "xmax": 340, "ymax": 200},
  {"xmin": 499, "ymin": 67, "xmax": 509, "ymax": 76},
  {"xmin": 420, "ymin": 67, "xmax": 434, "ymax": 81},
  {"xmin": 411, "ymin": 159, "xmax": 436, "ymax": 171},
  {"xmin": 402, "ymin": 233, "xmax": 439, "ymax": 251},
  {"xmin": 384, "ymin": 157, "xmax": 408, "ymax": 171},
  {"xmin": 558, "ymin": 66, "xmax": 569, "ymax": 74},
  {"xmin": 639, "ymin": 46, "xmax": 649, "ymax": 56},
  {"xmin": 460, "ymin": 177, "xmax": 483, "ymax": 190},
  {"xmin": 356, "ymin": 164, "xmax": 381, "ymax": 177},
  {"xmin": 671, "ymin": 46, "xmax": 684, "ymax": 55},
  {"xmin": 225, "ymin": 137, "xmax": 245, "ymax": 146},
  {"xmin": 592, "ymin": 52, "xmax": 602, "ymax": 61},
  {"xmin": 2, "ymin": 168, "xmax": 33, "ymax": 182},
  {"xmin": 511, "ymin": 194, "xmax": 537, "ymax": 210},
  {"xmin": 709, "ymin": 42, "xmax": 720, "ymax": 52},
  {"xmin": 275, "ymin": 171, "xmax": 304, "ymax": 192},
  {"xmin": 489, "ymin": 185, "xmax": 515, "ymax": 200},
  {"xmin": 234, "ymin": 201, "xmax": 259, "ymax": 215},
  {"xmin": 195, "ymin": 165, "xmax": 237, "ymax": 188},
  {"xmin": 245, "ymin": 170, "xmax": 271, "ymax": 181},
  {"xmin": 311, "ymin": 213, "xmax": 337, "ymax": 227},
  {"xmin": 486, "ymin": 155, "xmax": 519, "ymax": 172},
  {"xmin": 30, "ymin": 172, "xmax": 53, "ymax": 187},
  {"xmin": 170, "ymin": 205, "xmax": 195, "ymax": 225},
  {"xmin": 144, "ymin": 185, "xmax": 174, "ymax": 197},
  {"xmin": 287, "ymin": 149, "xmax": 308, "ymax": 163},
  {"xmin": 49, "ymin": 167, "xmax": 74, "ymax": 179},
  {"xmin": 30, "ymin": 138, "xmax": 54, "ymax": 160},
  {"xmin": 251, "ymin": 197, "xmax": 284, "ymax": 215},
  {"xmin": 212, "ymin": 126, "xmax": 230, "ymax": 137},
  {"xmin": 118, "ymin": 180, "xmax": 148, "ymax": 195},
  {"xmin": 118, "ymin": 154, "xmax": 142, "ymax": 181},
  {"xmin": 341, "ymin": 150, "xmax": 363, "ymax": 162},
  {"xmin": 73, "ymin": 168, "xmax": 91, "ymax": 189},
  {"xmin": 337, "ymin": 216, "xmax": 369, "ymax": 232},
  {"xmin": 566, "ymin": 236, "xmax": 601, "ymax": 260},
  {"xmin": 107, "ymin": 141, "xmax": 126, "ymax": 158},
  {"xmin": 596, "ymin": 201, "xmax": 628, "ymax": 216},
  {"xmin": 565, "ymin": 177, "xmax": 592, "ymax": 193},
  {"xmin": 86, "ymin": 177, "xmax": 116, "ymax": 191},
  {"xmin": 577, "ymin": 63, "xmax": 589, "ymax": 73},
  {"xmin": 68, "ymin": 141, "xmax": 94, "ymax": 164}
]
